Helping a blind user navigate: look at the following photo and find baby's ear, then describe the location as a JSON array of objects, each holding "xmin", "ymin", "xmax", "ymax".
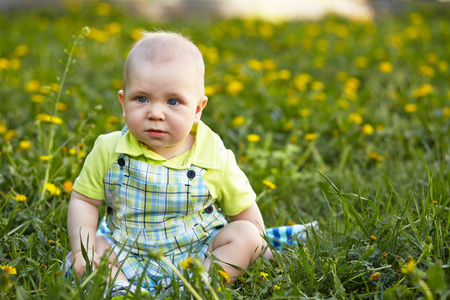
[
  {"xmin": 194, "ymin": 96, "xmax": 208, "ymax": 123},
  {"xmin": 118, "ymin": 90, "xmax": 125, "ymax": 117}
]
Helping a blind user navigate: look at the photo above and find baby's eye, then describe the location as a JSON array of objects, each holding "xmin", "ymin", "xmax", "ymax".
[
  {"xmin": 167, "ymin": 98, "xmax": 180, "ymax": 106},
  {"xmin": 137, "ymin": 96, "xmax": 148, "ymax": 103}
]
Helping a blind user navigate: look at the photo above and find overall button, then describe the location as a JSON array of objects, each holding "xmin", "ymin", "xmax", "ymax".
[
  {"xmin": 187, "ymin": 170, "xmax": 196, "ymax": 179},
  {"xmin": 118, "ymin": 157, "xmax": 125, "ymax": 167},
  {"xmin": 204, "ymin": 205, "xmax": 214, "ymax": 214},
  {"xmin": 107, "ymin": 206, "xmax": 113, "ymax": 214}
]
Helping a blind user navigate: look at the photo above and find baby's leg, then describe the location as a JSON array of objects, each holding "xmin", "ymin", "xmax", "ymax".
[
  {"xmin": 96, "ymin": 235, "xmax": 129, "ymax": 282},
  {"xmin": 204, "ymin": 221, "xmax": 262, "ymax": 283}
]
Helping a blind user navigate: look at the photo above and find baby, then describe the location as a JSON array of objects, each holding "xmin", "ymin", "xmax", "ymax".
[{"xmin": 67, "ymin": 31, "xmax": 268, "ymax": 295}]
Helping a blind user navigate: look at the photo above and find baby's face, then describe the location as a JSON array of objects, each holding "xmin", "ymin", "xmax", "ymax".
[{"xmin": 119, "ymin": 58, "xmax": 206, "ymax": 158}]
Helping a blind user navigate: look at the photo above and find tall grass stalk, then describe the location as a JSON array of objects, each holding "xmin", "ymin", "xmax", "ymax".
[{"xmin": 37, "ymin": 27, "xmax": 89, "ymax": 203}]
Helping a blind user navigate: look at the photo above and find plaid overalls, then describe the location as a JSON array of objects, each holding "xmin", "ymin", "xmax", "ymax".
[{"xmin": 99, "ymin": 128, "xmax": 228, "ymax": 291}]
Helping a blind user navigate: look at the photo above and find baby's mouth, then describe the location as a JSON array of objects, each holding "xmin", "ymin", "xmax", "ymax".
[{"xmin": 147, "ymin": 129, "xmax": 166, "ymax": 137}]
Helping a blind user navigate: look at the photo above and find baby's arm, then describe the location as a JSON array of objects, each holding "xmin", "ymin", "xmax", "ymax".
[
  {"xmin": 67, "ymin": 191, "xmax": 102, "ymax": 277},
  {"xmin": 228, "ymin": 202, "xmax": 265, "ymax": 235}
]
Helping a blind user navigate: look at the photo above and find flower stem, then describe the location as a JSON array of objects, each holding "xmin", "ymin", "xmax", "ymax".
[{"xmin": 38, "ymin": 30, "xmax": 86, "ymax": 202}]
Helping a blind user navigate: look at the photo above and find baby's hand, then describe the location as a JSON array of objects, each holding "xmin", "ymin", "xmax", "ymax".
[{"xmin": 71, "ymin": 250, "xmax": 101, "ymax": 278}]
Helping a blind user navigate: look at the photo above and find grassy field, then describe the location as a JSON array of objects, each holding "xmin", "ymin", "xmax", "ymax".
[{"xmin": 0, "ymin": 1, "xmax": 449, "ymax": 299}]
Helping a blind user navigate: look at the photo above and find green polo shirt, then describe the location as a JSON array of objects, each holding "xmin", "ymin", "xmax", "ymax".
[{"xmin": 73, "ymin": 121, "xmax": 255, "ymax": 216}]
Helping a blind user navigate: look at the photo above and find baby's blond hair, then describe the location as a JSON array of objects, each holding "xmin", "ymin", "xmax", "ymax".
[{"xmin": 122, "ymin": 31, "xmax": 205, "ymax": 92}]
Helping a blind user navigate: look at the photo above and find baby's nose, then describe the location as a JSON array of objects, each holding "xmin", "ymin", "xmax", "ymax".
[{"xmin": 147, "ymin": 103, "xmax": 165, "ymax": 120}]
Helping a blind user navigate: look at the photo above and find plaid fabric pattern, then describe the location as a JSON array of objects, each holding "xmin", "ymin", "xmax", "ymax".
[{"xmin": 101, "ymin": 147, "xmax": 227, "ymax": 290}]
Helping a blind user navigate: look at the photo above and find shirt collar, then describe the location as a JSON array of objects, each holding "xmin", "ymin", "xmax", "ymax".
[{"xmin": 114, "ymin": 121, "xmax": 220, "ymax": 170}]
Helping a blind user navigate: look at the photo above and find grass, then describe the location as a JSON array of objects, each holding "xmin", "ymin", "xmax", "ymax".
[{"xmin": 0, "ymin": 1, "xmax": 449, "ymax": 299}]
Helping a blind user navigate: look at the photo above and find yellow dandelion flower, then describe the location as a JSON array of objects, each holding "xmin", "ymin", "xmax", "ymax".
[
  {"xmin": 304, "ymin": 133, "xmax": 318, "ymax": 141},
  {"xmin": 39, "ymin": 155, "xmax": 53, "ymax": 161},
  {"xmin": 35, "ymin": 114, "xmax": 63, "ymax": 125},
  {"xmin": 0, "ymin": 58, "xmax": 10, "ymax": 69},
  {"xmin": 438, "ymin": 60, "xmax": 448, "ymax": 72},
  {"xmin": 409, "ymin": 12, "xmax": 423, "ymax": 25},
  {"xmin": 316, "ymin": 39, "xmax": 328, "ymax": 51},
  {"xmin": 68, "ymin": 148, "xmax": 77, "ymax": 155},
  {"xmin": 382, "ymin": 252, "xmax": 388, "ymax": 258},
  {"xmin": 11, "ymin": 194, "xmax": 27, "ymax": 202},
  {"xmin": 259, "ymin": 23, "xmax": 273, "ymax": 38},
  {"xmin": 19, "ymin": 140, "xmax": 31, "ymax": 150},
  {"xmin": 369, "ymin": 272, "xmax": 381, "ymax": 281},
  {"xmin": 273, "ymin": 285, "xmax": 281, "ymax": 292},
  {"xmin": 263, "ymin": 59, "xmax": 277, "ymax": 70},
  {"xmin": 293, "ymin": 74, "xmax": 312, "ymax": 90},
  {"xmin": 337, "ymin": 99, "xmax": 350, "ymax": 109},
  {"xmin": 294, "ymin": 73, "xmax": 313, "ymax": 84},
  {"xmin": 88, "ymin": 28, "xmax": 110, "ymax": 43},
  {"xmin": 419, "ymin": 65, "xmax": 434, "ymax": 77},
  {"xmin": 311, "ymin": 81, "xmax": 325, "ymax": 91},
  {"xmin": 284, "ymin": 120, "xmax": 294, "ymax": 131},
  {"xmin": 227, "ymin": 81, "xmax": 244, "ymax": 95},
  {"xmin": 354, "ymin": 56, "xmax": 369, "ymax": 68},
  {"xmin": 370, "ymin": 235, "xmax": 377, "ymax": 241},
  {"xmin": 232, "ymin": 116, "xmax": 245, "ymax": 127},
  {"xmin": 107, "ymin": 116, "xmax": 120, "ymax": 124},
  {"xmin": 300, "ymin": 109, "xmax": 312, "ymax": 117},
  {"xmin": 204, "ymin": 85, "xmax": 216, "ymax": 97},
  {"xmin": 104, "ymin": 22, "xmax": 121, "ymax": 35},
  {"xmin": 247, "ymin": 134, "xmax": 261, "ymax": 143},
  {"xmin": 379, "ymin": 61, "xmax": 393, "ymax": 73},
  {"xmin": 49, "ymin": 83, "xmax": 61, "ymax": 93},
  {"xmin": 348, "ymin": 113, "xmax": 363, "ymax": 125},
  {"xmin": 31, "ymin": 94, "xmax": 46, "ymax": 103},
  {"xmin": 278, "ymin": 69, "xmax": 291, "ymax": 80},
  {"xmin": 45, "ymin": 183, "xmax": 61, "ymax": 196},
  {"xmin": 96, "ymin": 2, "xmax": 111, "ymax": 15},
  {"xmin": 362, "ymin": 124, "xmax": 374, "ymax": 135},
  {"xmin": 344, "ymin": 78, "xmax": 360, "ymax": 92},
  {"xmin": 260, "ymin": 272, "xmax": 269, "ymax": 279},
  {"xmin": 25, "ymin": 79, "xmax": 40, "ymax": 93},
  {"xmin": 369, "ymin": 151, "xmax": 384, "ymax": 162},
  {"xmin": 181, "ymin": 257, "xmax": 194, "ymax": 271},
  {"xmin": 344, "ymin": 90, "xmax": 357, "ymax": 101},
  {"xmin": 401, "ymin": 258, "xmax": 415, "ymax": 274},
  {"xmin": 130, "ymin": 28, "xmax": 143, "ymax": 41},
  {"xmin": 412, "ymin": 83, "xmax": 433, "ymax": 98},
  {"xmin": 0, "ymin": 265, "xmax": 17, "ymax": 275},
  {"xmin": 218, "ymin": 270, "xmax": 230, "ymax": 284},
  {"xmin": 40, "ymin": 85, "xmax": 51, "ymax": 94},
  {"xmin": 0, "ymin": 123, "xmax": 6, "ymax": 134},
  {"xmin": 78, "ymin": 150, "xmax": 86, "ymax": 158},
  {"xmin": 56, "ymin": 103, "xmax": 68, "ymax": 111},
  {"xmin": 443, "ymin": 107, "xmax": 450, "ymax": 119},
  {"xmin": 63, "ymin": 181, "xmax": 73, "ymax": 193},
  {"xmin": 426, "ymin": 53, "xmax": 438, "ymax": 64},
  {"xmin": 262, "ymin": 180, "xmax": 276, "ymax": 190},
  {"xmin": 314, "ymin": 92, "xmax": 326, "ymax": 101},
  {"xmin": 404, "ymin": 103, "xmax": 417, "ymax": 113},
  {"xmin": 248, "ymin": 59, "xmax": 263, "ymax": 71},
  {"xmin": 4, "ymin": 130, "xmax": 17, "ymax": 141}
]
